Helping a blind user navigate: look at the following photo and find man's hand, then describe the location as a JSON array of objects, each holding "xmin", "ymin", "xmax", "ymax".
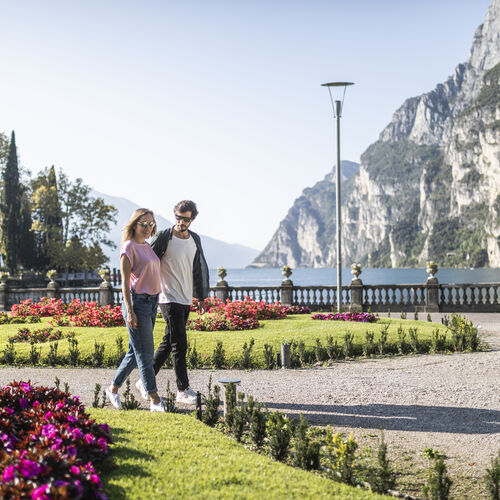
[
  {"xmin": 127, "ymin": 310, "xmax": 138, "ymax": 329},
  {"xmin": 198, "ymin": 299, "xmax": 206, "ymax": 315}
]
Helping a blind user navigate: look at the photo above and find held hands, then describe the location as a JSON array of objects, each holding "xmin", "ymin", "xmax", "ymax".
[
  {"xmin": 198, "ymin": 299, "xmax": 206, "ymax": 315},
  {"xmin": 127, "ymin": 310, "xmax": 138, "ymax": 329}
]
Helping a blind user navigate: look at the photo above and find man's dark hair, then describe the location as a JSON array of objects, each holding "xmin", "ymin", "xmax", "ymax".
[{"xmin": 174, "ymin": 200, "xmax": 198, "ymax": 219}]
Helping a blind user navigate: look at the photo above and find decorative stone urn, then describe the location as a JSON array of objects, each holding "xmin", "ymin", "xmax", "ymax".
[
  {"xmin": 426, "ymin": 261, "xmax": 438, "ymax": 279},
  {"xmin": 0, "ymin": 273, "xmax": 8, "ymax": 285},
  {"xmin": 351, "ymin": 263, "xmax": 362, "ymax": 279},
  {"xmin": 282, "ymin": 265, "xmax": 292, "ymax": 280},
  {"xmin": 46, "ymin": 269, "xmax": 58, "ymax": 283},
  {"xmin": 217, "ymin": 267, "xmax": 227, "ymax": 281},
  {"xmin": 98, "ymin": 268, "xmax": 111, "ymax": 283}
]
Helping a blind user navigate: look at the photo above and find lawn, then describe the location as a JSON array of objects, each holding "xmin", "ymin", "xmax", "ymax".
[
  {"xmin": 0, "ymin": 314, "xmax": 448, "ymax": 367},
  {"xmin": 90, "ymin": 409, "xmax": 387, "ymax": 499},
  {"xmin": 0, "ymin": 314, "xmax": 449, "ymax": 367}
]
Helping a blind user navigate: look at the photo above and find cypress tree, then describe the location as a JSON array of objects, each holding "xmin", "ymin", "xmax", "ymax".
[{"xmin": 1, "ymin": 131, "xmax": 22, "ymax": 273}]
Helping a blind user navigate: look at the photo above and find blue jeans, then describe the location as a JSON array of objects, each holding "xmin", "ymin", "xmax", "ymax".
[{"xmin": 113, "ymin": 292, "xmax": 159, "ymax": 395}]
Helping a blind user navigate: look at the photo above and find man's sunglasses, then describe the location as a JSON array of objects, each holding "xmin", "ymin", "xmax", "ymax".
[
  {"xmin": 175, "ymin": 215, "xmax": 192, "ymax": 223},
  {"xmin": 138, "ymin": 221, "xmax": 156, "ymax": 229}
]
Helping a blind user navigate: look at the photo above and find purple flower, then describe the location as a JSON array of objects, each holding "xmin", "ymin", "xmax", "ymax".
[
  {"xmin": 42, "ymin": 424, "xmax": 57, "ymax": 439},
  {"xmin": 54, "ymin": 480, "xmax": 69, "ymax": 487},
  {"xmin": 56, "ymin": 402, "xmax": 64, "ymax": 410},
  {"xmin": 66, "ymin": 445, "xmax": 78, "ymax": 457},
  {"xmin": 51, "ymin": 437, "xmax": 63, "ymax": 450},
  {"xmin": 19, "ymin": 398, "xmax": 29, "ymax": 409},
  {"xmin": 4, "ymin": 407, "xmax": 14, "ymax": 415},
  {"xmin": 99, "ymin": 423, "xmax": 110, "ymax": 433},
  {"xmin": 74, "ymin": 479, "xmax": 83, "ymax": 496},
  {"xmin": 21, "ymin": 382, "xmax": 32, "ymax": 392},
  {"xmin": 31, "ymin": 485, "xmax": 49, "ymax": 500},
  {"xmin": 71, "ymin": 428, "xmax": 83, "ymax": 439},
  {"xmin": 67, "ymin": 415, "xmax": 78, "ymax": 423},
  {"xmin": 19, "ymin": 459, "xmax": 43, "ymax": 478},
  {"xmin": 44, "ymin": 411, "xmax": 54, "ymax": 421},
  {"xmin": 2, "ymin": 465, "xmax": 15, "ymax": 482}
]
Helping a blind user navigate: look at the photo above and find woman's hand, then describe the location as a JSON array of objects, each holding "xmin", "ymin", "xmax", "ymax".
[{"xmin": 127, "ymin": 309, "xmax": 138, "ymax": 329}]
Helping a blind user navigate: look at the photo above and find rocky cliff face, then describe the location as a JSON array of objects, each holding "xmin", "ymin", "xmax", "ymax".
[{"xmin": 252, "ymin": 0, "xmax": 500, "ymax": 269}]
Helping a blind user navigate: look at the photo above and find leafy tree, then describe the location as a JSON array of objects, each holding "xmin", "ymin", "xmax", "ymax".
[
  {"xmin": 1, "ymin": 131, "xmax": 23, "ymax": 272},
  {"xmin": 30, "ymin": 166, "xmax": 64, "ymax": 269}
]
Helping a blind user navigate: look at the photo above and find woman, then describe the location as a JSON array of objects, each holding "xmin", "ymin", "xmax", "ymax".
[{"xmin": 106, "ymin": 208, "xmax": 166, "ymax": 412}]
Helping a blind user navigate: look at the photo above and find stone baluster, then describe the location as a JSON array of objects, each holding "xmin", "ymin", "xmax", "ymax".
[{"xmin": 0, "ymin": 274, "xmax": 10, "ymax": 312}]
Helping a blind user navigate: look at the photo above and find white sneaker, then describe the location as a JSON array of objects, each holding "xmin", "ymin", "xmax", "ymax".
[
  {"xmin": 176, "ymin": 387, "xmax": 198, "ymax": 405},
  {"xmin": 105, "ymin": 387, "xmax": 122, "ymax": 409},
  {"xmin": 135, "ymin": 379, "xmax": 149, "ymax": 400},
  {"xmin": 150, "ymin": 397, "xmax": 167, "ymax": 412}
]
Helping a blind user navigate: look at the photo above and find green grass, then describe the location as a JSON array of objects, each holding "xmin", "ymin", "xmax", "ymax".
[
  {"xmin": 90, "ymin": 409, "xmax": 387, "ymax": 499},
  {"xmin": 0, "ymin": 314, "xmax": 447, "ymax": 367}
]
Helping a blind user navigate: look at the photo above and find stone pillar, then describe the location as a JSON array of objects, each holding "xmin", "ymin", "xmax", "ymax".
[
  {"xmin": 350, "ymin": 278, "xmax": 363, "ymax": 312},
  {"xmin": 281, "ymin": 280, "xmax": 294, "ymax": 306},
  {"xmin": 99, "ymin": 279, "xmax": 115, "ymax": 306},
  {"xmin": 215, "ymin": 267, "xmax": 229, "ymax": 303},
  {"xmin": 0, "ymin": 275, "xmax": 10, "ymax": 312},
  {"xmin": 46, "ymin": 280, "xmax": 60, "ymax": 300},
  {"xmin": 425, "ymin": 277, "xmax": 440, "ymax": 312}
]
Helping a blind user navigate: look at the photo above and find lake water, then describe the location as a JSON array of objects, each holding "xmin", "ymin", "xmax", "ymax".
[{"xmin": 208, "ymin": 267, "xmax": 500, "ymax": 287}]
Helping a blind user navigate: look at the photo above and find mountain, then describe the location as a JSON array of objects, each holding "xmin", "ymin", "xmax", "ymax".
[
  {"xmin": 252, "ymin": 0, "xmax": 500, "ymax": 269},
  {"xmin": 93, "ymin": 191, "xmax": 260, "ymax": 269}
]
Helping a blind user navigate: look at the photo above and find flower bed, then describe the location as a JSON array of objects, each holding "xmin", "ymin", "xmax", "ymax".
[
  {"xmin": 188, "ymin": 297, "xmax": 289, "ymax": 331},
  {"xmin": 0, "ymin": 380, "xmax": 111, "ymax": 499},
  {"xmin": 311, "ymin": 312, "xmax": 377, "ymax": 322},
  {"xmin": 10, "ymin": 327, "xmax": 75, "ymax": 343},
  {"xmin": 282, "ymin": 305, "xmax": 311, "ymax": 315},
  {"xmin": 10, "ymin": 298, "xmax": 124, "ymax": 328}
]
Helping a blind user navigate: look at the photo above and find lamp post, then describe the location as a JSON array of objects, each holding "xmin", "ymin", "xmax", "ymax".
[{"xmin": 321, "ymin": 81, "xmax": 354, "ymax": 313}]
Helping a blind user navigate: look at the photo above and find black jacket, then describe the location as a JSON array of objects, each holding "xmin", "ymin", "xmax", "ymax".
[{"xmin": 150, "ymin": 227, "xmax": 210, "ymax": 300}]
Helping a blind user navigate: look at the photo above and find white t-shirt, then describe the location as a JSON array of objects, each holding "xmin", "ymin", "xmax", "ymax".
[{"xmin": 159, "ymin": 234, "xmax": 197, "ymax": 304}]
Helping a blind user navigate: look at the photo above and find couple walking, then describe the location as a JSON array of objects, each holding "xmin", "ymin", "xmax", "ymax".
[{"xmin": 106, "ymin": 200, "xmax": 209, "ymax": 412}]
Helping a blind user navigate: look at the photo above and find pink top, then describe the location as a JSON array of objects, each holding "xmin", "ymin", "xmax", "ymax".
[{"xmin": 120, "ymin": 240, "xmax": 161, "ymax": 295}]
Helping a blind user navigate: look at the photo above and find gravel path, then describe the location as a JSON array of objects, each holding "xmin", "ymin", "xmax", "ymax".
[{"xmin": 1, "ymin": 312, "xmax": 499, "ymax": 498}]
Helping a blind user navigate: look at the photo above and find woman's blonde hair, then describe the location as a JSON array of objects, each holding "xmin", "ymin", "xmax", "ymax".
[{"xmin": 122, "ymin": 208, "xmax": 157, "ymax": 242}]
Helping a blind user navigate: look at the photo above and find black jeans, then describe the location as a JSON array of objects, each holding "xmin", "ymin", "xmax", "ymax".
[{"xmin": 153, "ymin": 302, "xmax": 191, "ymax": 391}]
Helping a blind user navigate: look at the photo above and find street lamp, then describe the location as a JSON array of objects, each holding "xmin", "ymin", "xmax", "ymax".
[{"xmin": 321, "ymin": 81, "xmax": 354, "ymax": 313}]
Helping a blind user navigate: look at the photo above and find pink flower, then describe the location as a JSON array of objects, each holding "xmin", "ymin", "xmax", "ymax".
[
  {"xmin": 44, "ymin": 411, "xmax": 54, "ymax": 420},
  {"xmin": 33, "ymin": 400, "xmax": 40, "ymax": 407},
  {"xmin": 4, "ymin": 407, "xmax": 14, "ymax": 415},
  {"xmin": 31, "ymin": 484, "xmax": 49, "ymax": 500},
  {"xmin": 50, "ymin": 437, "xmax": 63, "ymax": 450},
  {"xmin": 2, "ymin": 465, "xmax": 15, "ymax": 482},
  {"xmin": 71, "ymin": 427, "xmax": 84, "ymax": 439},
  {"xmin": 89, "ymin": 474, "xmax": 102, "ymax": 486},
  {"xmin": 84, "ymin": 433, "xmax": 95, "ymax": 444},
  {"xmin": 67, "ymin": 415, "xmax": 78, "ymax": 423},
  {"xmin": 56, "ymin": 402, "xmax": 64, "ymax": 410},
  {"xmin": 41, "ymin": 424, "xmax": 57, "ymax": 439},
  {"xmin": 70, "ymin": 465, "xmax": 80, "ymax": 475}
]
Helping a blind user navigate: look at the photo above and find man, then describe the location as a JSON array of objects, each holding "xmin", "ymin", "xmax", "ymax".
[{"xmin": 136, "ymin": 200, "xmax": 209, "ymax": 405}]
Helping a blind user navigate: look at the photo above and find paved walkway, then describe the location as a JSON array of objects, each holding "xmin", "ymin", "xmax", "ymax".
[{"xmin": 1, "ymin": 312, "xmax": 499, "ymax": 498}]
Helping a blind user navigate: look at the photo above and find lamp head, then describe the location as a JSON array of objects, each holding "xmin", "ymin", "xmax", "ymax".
[{"xmin": 321, "ymin": 82, "xmax": 355, "ymax": 117}]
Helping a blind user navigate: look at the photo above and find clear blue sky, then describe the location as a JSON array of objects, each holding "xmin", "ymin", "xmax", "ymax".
[{"xmin": 0, "ymin": 0, "xmax": 492, "ymax": 250}]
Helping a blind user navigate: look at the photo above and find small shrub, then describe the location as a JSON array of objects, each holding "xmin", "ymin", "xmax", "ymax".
[
  {"xmin": 3, "ymin": 338, "xmax": 16, "ymax": 364},
  {"xmin": 248, "ymin": 398, "xmax": 267, "ymax": 449},
  {"xmin": 422, "ymin": 452, "xmax": 452, "ymax": 500},
  {"xmin": 363, "ymin": 331, "xmax": 375, "ymax": 357},
  {"xmin": 378, "ymin": 324, "xmax": 389, "ymax": 355},
  {"xmin": 239, "ymin": 338, "xmax": 255, "ymax": 369},
  {"xmin": 211, "ymin": 340, "xmax": 226, "ymax": 369},
  {"xmin": 68, "ymin": 337, "xmax": 80, "ymax": 366},
  {"xmin": 28, "ymin": 339, "xmax": 42, "ymax": 365},
  {"xmin": 202, "ymin": 376, "xmax": 221, "ymax": 427},
  {"xmin": 326, "ymin": 428, "xmax": 358, "ymax": 485},
  {"xmin": 114, "ymin": 335, "xmax": 125, "ymax": 366},
  {"xmin": 187, "ymin": 340, "xmax": 200, "ymax": 369},
  {"xmin": 368, "ymin": 430, "xmax": 396, "ymax": 494},
  {"xmin": 224, "ymin": 381, "xmax": 237, "ymax": 428},
  {"xmin": 427, "ymin": 313, "xmax": 432, "ymax": 322},
  {"xmin": 315, "ymin": 338, "xmax": 328, "ymax": 362},
  {"xmin": 290, "ymin": 341, "xmax": 301, "ymax": 368},
  {"xmin": 326, "ymin": 335, "xmax": 341, "ymax": 360},
  {"xmin": 230, "ymin": 392, "xmax": 247, "ymax": 442},
  {"xmin": 93, "ymin": 383, "xmax": 102, "ymax": 408},
  {"xmin": 387, "ymin": 308, "xmax": 391, "ymax": 318},
  {"xmin": 91, "ymin": 340, "xmax": 106, "ymax": 367},
  {"xmin": 54, "ymin": 376, "xmax": 61, "ymax": 390},
  {"xmin": 485, "ymin": 451, "xmax": 500, "ymax": 500},
  {"xmin": 266, "ymin": 411, "xmax": 295, "ymax": 462},
  {"xmin": 293, "ymin": 414, "xmax": 320, "ymax": 470},
  {"xmin": 431, "ymin": 329, "xmax": 447, "ymax": 353},
  {"xmin": 409, "ymin": 327, "xmax": 419, "ymax": 353},
  {"xmin": 414, "ymin": 309, "xmax": 419, "ymax": 321},
  {"xmin": 263, "ymin": 343, "xmax": 275, "ymax": 369},
  {"xmin": 343, "ymin": 332, "xmax": 354, "ymax": 358},
  {"xmin": 121, "ymin": 378, "xmax": 140, "ymax": 410},
  {"xmin": 397, "ymin": 325, "xmax": 407, "ymax": 354},
  {"xmin": 47, "ymin": 342, "xmax": 59, "ymax": 366},
  {"xmin": 163, "ymin": 381, "xmax": 176, "ymax": 413},
  {"xmin": 297, "ymin": 340, "xmax": 307, "ymax": 365},
  {"xmin": 400, "ymin": 311, "xmax": 407, "ymax": 320}
]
